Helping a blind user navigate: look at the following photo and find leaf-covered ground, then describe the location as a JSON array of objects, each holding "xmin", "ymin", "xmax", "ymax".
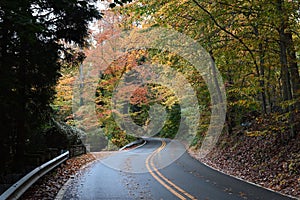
[
  {"xmin": 189, "ymin": 115, "xmax": 300, "ymax": 199},
  {"xmin": 20, "ymin": 152, "xmax": 112, "ymax": 200}
]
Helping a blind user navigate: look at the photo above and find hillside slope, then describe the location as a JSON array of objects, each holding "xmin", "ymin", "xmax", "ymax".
[{"xmin": 190, "ymin": 114, "xmax": 300, "ymax": 198}]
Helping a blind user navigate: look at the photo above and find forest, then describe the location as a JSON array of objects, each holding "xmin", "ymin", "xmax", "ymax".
[{"xmin": 0, "ymin": 0, "xmax": 299, "ymax": 197}]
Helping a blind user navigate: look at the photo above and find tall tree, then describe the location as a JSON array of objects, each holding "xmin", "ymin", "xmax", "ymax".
[{"xmin": 0, "ymin": 0, "xmax": 101, "ymax": 167}]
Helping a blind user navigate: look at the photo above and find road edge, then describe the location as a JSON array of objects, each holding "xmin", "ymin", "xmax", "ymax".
[
  {"xmin": 187, "ymin": 149, "xmax": 299, "ymax": 200},
  {"xmin": 54, "ymin": 152, "xmax": 112, "ymax": 200}
]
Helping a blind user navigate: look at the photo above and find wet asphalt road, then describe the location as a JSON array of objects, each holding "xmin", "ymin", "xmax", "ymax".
[{"xmin": 61, "ymin": 138, "xmax": 294, "ymax": 200}]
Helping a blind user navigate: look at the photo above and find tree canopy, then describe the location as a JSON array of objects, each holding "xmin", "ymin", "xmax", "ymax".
[{"xmin": 53, "ymin": 0, "xmax": 300, "ymax": 151}]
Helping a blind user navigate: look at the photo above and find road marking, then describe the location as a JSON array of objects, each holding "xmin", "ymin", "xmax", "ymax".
[{"xmin": 145, "ymin": 140, "xmax": 197, "ymax": 200}]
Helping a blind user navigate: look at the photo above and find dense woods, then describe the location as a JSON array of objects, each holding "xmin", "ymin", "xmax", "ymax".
[
  {"xmin": 110, "ymin": 0, "xmax": 300, "ymax": 137},
  {"xmin": 0, "ymin": 0, "xmax": 299, "ymax": 197}
]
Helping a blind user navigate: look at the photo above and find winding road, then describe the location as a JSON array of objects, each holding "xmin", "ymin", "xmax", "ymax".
[{"xmin": 60, "ymin": 138, "xmax": 293, "ymax": 200}]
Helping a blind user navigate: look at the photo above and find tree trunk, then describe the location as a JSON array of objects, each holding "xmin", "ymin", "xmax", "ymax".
[
  {"xmin": 253, "ymin": 26, "xmax": 267, "ymax": 114},
  {"xmin": 286, "ymin": 32, "xmax": 300, "ymax": 110},
  {"xmin": 258, "ymin": 42, "xmax": 267, "ymax": 114},
  {"xmin": 277, "ymin": 0, "xmax": 295, "ymax": 138}
]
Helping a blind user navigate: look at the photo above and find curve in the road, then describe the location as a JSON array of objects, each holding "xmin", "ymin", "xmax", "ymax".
[{"xmin": 58, "ymin": 137, "xmax": 296, "ymax": 200}]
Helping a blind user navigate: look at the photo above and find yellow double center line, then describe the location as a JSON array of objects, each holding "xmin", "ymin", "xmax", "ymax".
[{"xmin": 145, "ymin": 140, "xmax": 197, "ymax": 200}]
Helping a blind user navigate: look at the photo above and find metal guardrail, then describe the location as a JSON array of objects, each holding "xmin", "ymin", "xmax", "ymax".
[
  {"xmin": 0, "ymin": 151, "xmax": 69, "ymax": 200},
  {"xmin": 119, "ymin": 138, "xmax": 145, "ymax": 151}
]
